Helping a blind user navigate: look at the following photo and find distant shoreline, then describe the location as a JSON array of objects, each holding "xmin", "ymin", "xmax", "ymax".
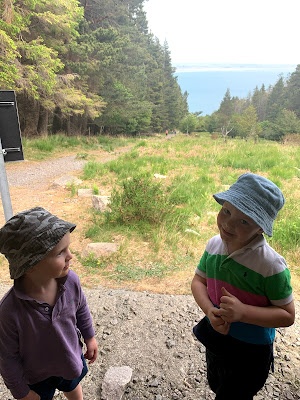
[
  {"xmin": 173, "ymin": 64, "xmax": 298, "ymax": 114},
  {"xmin": 173, "ymin": 63, "xmax": 298, "ymax": 73}
]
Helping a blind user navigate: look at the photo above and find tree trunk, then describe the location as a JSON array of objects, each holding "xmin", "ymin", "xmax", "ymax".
[
  {"xmin": 52, "ymin": 106, "xmax": 63, "ymax": 133},
  {"xmin": 37, "ymin": 105, "xmax": 49, "ymax": 136},
  {"xmin": 66, "ymin": 116, "xmax": 71, "ymax": 136},
  {"xmin": 16, "ymin": 94, "xmax": 39, "ymax": 137},
  {"xmin": 81, "ymin": 112, "xmax": 88, "ymax": 135}
]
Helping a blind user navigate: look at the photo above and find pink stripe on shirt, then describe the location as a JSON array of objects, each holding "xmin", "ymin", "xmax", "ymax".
[{"xmin": 207, "ymin": 277, "xmax": 270, "ymax": 307}]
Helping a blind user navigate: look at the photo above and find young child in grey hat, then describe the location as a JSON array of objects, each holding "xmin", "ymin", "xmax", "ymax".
[
  {"xmin": 191, "ymin": 173, "xmax": 295, "ymax": 400},
  {"xmin": 0, "ymin": 207, "xmax": 98, "ymax": 400}
]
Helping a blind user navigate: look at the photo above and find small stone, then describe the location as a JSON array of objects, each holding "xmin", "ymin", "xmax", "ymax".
[
  {"xmin": 266, "ymin": 385, "xmax": 273, "ymax": 396},
  {"xmin": 285, "ymin": 391, "xmax": 295, "ymax": 400},
  {"xmin": 92, "ymin": 195, "xmax": 111, "ymax": 212},
  {"xmin": 166, "ymin": 340, "xmax": 176, "ymax": 349},
  {"xmin": 78, "ymin": 188, "xmax": 93, "ymax": 197},
  {"xmin": 81, "ymin": 242, "xmax": 119, "ymax": 258},
  {"xmin": 154, "ymin": 173, "xmax": 167, "ymax": 179},
  {"xmin": 101, "ymin": 366, "xmax": 133, "ymax": 400},
  {"xmin": 51, "ymin": 175, "xmax": 82, "ymax": 188},
  {"xmin": 149, "ymin": 379, "xmax": 160, "ymax": 387}
]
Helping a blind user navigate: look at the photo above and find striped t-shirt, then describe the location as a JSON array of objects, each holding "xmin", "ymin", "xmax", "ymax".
[{"xmin": 196, "ymin": 234, "xmax": 293, "ymax": 345}]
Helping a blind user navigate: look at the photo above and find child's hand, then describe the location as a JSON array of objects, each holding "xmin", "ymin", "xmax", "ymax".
[
  {"xmin": 84, "ymin": 336, "xmax": 98, "ymax": 364},
  {"xmin": 208, "ymin": 307, "xmax": 231, "ymax": 335},
  {"xmin": 217, "ymin": 287, "xmax": 245, "ymax": 323},
  {"xmin": 18, "ymin": 390, "xmax": 40, "ymax": 400}
]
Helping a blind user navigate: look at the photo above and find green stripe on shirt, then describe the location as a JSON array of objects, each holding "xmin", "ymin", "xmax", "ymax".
[
  {"xmin": 265, "ymin": 268, "xmax": 292, "ymax": 300},
  {"xmin": 199, "ymin": 251, "xmax": 266, "ymax": 295}
]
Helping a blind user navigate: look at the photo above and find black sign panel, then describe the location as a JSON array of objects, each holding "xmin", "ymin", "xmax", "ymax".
[{"xmin": 0, "ymin": 90, "xmax": 24, "ymax": 162}]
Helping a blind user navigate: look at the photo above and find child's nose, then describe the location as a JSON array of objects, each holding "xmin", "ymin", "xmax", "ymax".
[
  {"xmin": 66, "ymin": 249, "xmax": 73, "ymax": 260},
  {"xmin": 225, "ymin": 218, "xmax": 235, "ymax": 229}
]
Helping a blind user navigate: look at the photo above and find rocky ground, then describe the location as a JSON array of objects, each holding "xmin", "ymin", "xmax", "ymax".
[
  {"xmin": 0, "ymin": 147, "xmax": 299, "ymax": 399},
  {"xmin": 0, "ymin": 284, "xmax": 299, "ymax": 400}
]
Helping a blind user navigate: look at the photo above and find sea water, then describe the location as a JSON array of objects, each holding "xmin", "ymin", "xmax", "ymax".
[{"xmin": 174, "ymin": 64, "xmax": 297, "ymax": 116}]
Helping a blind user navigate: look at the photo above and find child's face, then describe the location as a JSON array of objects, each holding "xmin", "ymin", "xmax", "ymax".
[
  {"xmin": 28, "ymin": 232, "xmax": 72, "ymax": 280},
  {"xmin": 217, "ymin": 201, "xmax": 263, "ymax": 251}
]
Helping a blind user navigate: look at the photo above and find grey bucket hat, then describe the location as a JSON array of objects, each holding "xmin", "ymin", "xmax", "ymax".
[
  {"xmin": 213, "ymin": 173, "xmax": 285, "ymax": 237},
  {"xmin": 0, "ymin": 207, "xmax": 76, "ymax": 279}
]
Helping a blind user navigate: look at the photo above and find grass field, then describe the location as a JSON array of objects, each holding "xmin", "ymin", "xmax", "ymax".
[
  {"xmin": 3, "ymin": 132, "xmax": 300, "ymax": 295},
  {"xmin": 73, "ymin": 132, "xmax": 300, "ymax": 294},
  {"xmin": 21, "ymin": 133, "xmax": 136, "ymax": 160}
]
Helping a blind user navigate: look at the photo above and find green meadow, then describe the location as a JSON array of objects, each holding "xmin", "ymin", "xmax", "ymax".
[
  {"xmin": 21, "ymin": 134, "xmax": 135, "ymax": 160},
  {"xmin": 11, "ymin": 133, "xmax": 300, "ymax": 294},
  {"xmin": 73, "ymin": 133, "xmax": 299, "ymax": 294}
]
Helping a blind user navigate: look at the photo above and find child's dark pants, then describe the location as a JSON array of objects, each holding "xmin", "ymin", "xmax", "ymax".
[
  {"xmin": 194, "ymin": 318, "xmax": 273, "ymax": 400},
  {"xmin": 28, "ymin": 354, "xmax": 88, "ymax": 400}
]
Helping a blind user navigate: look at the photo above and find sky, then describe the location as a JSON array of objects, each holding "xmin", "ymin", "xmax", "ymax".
[{"xmin": 143, "ymin": 0, "xmax": 299, "ymax": 65}]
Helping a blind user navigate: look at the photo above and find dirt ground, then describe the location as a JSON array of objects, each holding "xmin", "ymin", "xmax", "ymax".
[{"xmin": 0, "ymin": 148, "xmax": 131, "ymax": 286}]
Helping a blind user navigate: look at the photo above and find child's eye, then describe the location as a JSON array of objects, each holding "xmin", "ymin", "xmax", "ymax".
[
  {"xmin": 241, "ymin": 219, "xmax": 248, "ymax": 225},
  {"xmin": 223, "ymin": 208, "xmax": 230, "ymax": 215}
]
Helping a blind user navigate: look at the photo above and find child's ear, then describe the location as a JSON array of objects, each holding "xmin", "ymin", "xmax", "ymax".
[
  {"xmin": 25, "ymin": 269, "xmax": 32, "ymax": 276},
  {"xmin": 257, "ymin": 228, "xmax": 264, "ymax": 234},
  {"xmin": 25, "ymin": 265, "xmax": 36, "ymax": 275}
]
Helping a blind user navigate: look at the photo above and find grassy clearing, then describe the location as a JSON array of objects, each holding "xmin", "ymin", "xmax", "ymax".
[
  {"xmin": 78, "ymin": 133, "xmax": 300, "ymax": 294},
  {"xmin": 16, "ymin": 132, "xmax": 299, "ymax": 294},
  {"xmin": 22, "ymin": 133, "xmax": 138, "ymax": 161}
]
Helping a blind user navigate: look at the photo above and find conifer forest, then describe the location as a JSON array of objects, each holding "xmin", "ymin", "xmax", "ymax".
[
  {"xmin": 1, "ymin": 0, "xmax": 299, "ymax": 141},
  {"xmin": 0, "ymin": 0, "xmax": 188, "ymax": 136}
]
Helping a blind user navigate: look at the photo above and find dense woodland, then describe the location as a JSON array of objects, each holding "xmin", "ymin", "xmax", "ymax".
[
  {"xmin": 187, "ymin": 66, "xmax": 300, "ymax": 142},
  {"xmin": 0, "ymin": 0, "xmax": 188, "ymax": 136},
  {"xmin": 1, "ymin": 0, "xmax": 299, "ymax": 141}
]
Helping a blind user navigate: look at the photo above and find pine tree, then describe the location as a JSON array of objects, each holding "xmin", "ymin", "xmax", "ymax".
[
  {"xmin": 265, "ymin": 76, "xmax": 286, "ymax": 122},
  {"xmin": 285, "ymin": 65, "xmax": 300, "ymax": 117},
  {"xmin": 251, "ymin": 84, "xmax": 268, "ymax": 122}
]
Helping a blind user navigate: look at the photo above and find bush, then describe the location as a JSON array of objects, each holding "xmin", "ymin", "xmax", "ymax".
[{"xmin": 107, "ymin": 176, "xmax": 171, "ymax": 225}]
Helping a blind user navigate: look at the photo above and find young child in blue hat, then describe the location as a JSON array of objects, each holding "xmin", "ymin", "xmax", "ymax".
[{"xmin": 191, "ymin": 173, "xmax": 295, "ymax": 400}]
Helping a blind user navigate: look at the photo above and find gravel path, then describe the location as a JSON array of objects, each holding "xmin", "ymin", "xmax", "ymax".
[
  {"xmin": 5, "ymin": 146, "xmax": 133, "ymax": 190},
  {"xmin": 5, "ymin": 155, "xmax": 86, "ymax": 189},
  {"xmin": 0, "ymin": 284, "xmax": 299, "ymax": 400}
]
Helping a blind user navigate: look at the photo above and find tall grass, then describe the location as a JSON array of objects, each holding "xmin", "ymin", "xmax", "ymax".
[
  {"xmin": 82, "ymin": 133, "xmax": 300, "ymax": 284},
  {"xmin": 22, "ymin": 134, "xmax": 138, "ymax": 161}
]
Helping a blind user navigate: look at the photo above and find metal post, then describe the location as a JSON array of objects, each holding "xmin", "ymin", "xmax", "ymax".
[{"xmin": 0, "ymin": 138, "xmax": 13, "ymax": 221}]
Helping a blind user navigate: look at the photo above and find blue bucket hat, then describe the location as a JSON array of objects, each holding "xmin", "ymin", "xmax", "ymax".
[
  {"xmin": 213, "ymin": 173, "xmax": 285, "ymax": 237},
  {"xmin": 0, "ymin": 207, "xmax": 76, "ymax": 279}
]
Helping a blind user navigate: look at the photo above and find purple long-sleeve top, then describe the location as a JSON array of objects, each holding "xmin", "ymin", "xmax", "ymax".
[{"xmin": 0, "ymin": 270, "xmax": 95, "ymax": 399}]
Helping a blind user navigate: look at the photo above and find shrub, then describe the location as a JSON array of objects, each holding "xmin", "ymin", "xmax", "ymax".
[{"xmin": 107, "ymin": 176, "xmax": 171, "ymax": 225}]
